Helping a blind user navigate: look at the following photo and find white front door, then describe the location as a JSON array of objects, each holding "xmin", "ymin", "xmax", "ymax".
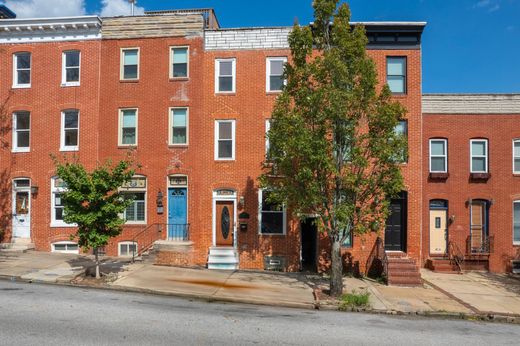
[
  {"xmin": 12, "ymin": 180, "xmax": 31, "ymax": 239},
  {"xmin": 429, "ymin": 209, "xmax": 447, "ymax": 255}
]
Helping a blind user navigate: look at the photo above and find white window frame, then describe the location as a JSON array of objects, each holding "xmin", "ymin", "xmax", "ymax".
[
  {"xmin": 13, "ymin": 52, "xmax": 31, "ymax": 88},
  {"xmin": 514, "ymin": 201, "xmax": 520, "ymax": 245},
  {"xmin": 214, "ymin": 120, "xmax": 236, "ymax": 161},
  {"xmin": 169, "ymin": 107, "xmax": 189, "ymax": 146},
  {"xmin": 429, "ymin": 139, "xmax": 447, "ymax": 173},
  {"xmin": 12, "ymin": 112, "xmax": 30, "ymax": 153},
  {"xmin": 258, "ymin": 189, "xmax": 287, "ymax": 235},
  {"xmin": 118, "ymin": 108, "xmax": 138, "ymax": 147},
  {"xmin": 470, "ymin": 139, "xmax": 488, "ymax": 173},
  {"xmin": 266, "ymin": 57, "xmax": 287, "ymax": 92},
  {"xmin": 120, "ymin": 48, "xmax": 140, "ymax": 81},
  {"xmin": 51, "ymin": 241, "xmax": 79, "ymax": 254},
  {"xmin": 513, "ymin": 139, "xmax": 520, "ymax": 174},
  {"xmin": 118, "ymin": 241, "xmax": 138, "ymax": 257},
  {"xmin": 120, "ymin": 176, "xmax": 147, "ymax": 225},
  {"xmin": 61, "ymin": 50, "xmax": 81, "ymax": 87},
  {"xmin": 170, "ymin": 46, "xmax": 189, "ymax": 79},
  {"xmin": 60, "ymin": 110, "xmax": 79, "ymax": 152},
  {"xmin": 215, "ymin": 58, "xmax": 236, "ymax": 94},
  {"xmin": 50, "ymin": 177, "xmax": 75, "ymax": 228}
]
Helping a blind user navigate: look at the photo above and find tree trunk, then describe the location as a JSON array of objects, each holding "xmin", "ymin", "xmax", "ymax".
[
  {"xmin": 329, "ymin": 238, "xmax": 343, "ymax": 296},
  {"xmin": 94, "ymin": 247, "xmax": 100, "ymax": 279}
]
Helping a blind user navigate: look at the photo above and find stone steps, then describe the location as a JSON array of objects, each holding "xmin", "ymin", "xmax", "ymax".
[
  {"xmin": 207, "ymin": 246, "xmax": 238, "ymax": 270},
  {"xmin": 0, "ymin": 238, "xmax": 35, "ymax": 253}
]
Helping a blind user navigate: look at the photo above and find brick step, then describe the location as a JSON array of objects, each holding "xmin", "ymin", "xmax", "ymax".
[
  {"xmin": 387, "ymin": 277, "xmax": 423, "ymax": 286},
  {"xmin": 387, "ymin": 263, "xmax": 418, "ymax": 270},
  {"xmin": 388, "ymin": 271, "xmax": 422, "ymax": 279}
]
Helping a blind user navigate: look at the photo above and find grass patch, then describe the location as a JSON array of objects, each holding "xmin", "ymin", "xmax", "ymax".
[{"xmin": 339, "ymin": 289, "xmax": 371, "ymax": 310}]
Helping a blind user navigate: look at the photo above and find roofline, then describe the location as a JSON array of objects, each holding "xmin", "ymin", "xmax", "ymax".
[
  {"xmin": 209, "ymin": 21, "xmax": 427, "ymax": 32},
  {"xmin": 0, "ymin": 15, "xmax": 101, "ymax": 24}
]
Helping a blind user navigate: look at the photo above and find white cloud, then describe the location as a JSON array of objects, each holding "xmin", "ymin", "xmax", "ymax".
[
  {"xmin": 473, "ymin": 0, "xmax": 501, "ymax": 12},
  {"xmin": 4, "ymin": 0, "xmax": 86, "ymax": 18},
  {"xmin": 100, "ymin": 0, "xmax": 145, "ymax": 17}
]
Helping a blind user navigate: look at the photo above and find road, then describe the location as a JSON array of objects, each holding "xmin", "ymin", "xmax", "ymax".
[{"xmin": 0, "ymin": 280, "xmax": 519, "ymax": 345}]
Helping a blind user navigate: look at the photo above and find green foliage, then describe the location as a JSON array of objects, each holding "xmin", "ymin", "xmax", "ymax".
[
  {"xmin": 339, "ymin": 289, "xmax": 371, "ymax": 309},
  {"xmin": 52, "ymin": 155, "xmax": 136, "ymax": 252}
]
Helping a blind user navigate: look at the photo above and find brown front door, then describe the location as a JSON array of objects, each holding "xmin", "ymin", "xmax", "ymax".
[{"xmin": 216, "ymin": 201, "xmax": 234, "ymax": 246}]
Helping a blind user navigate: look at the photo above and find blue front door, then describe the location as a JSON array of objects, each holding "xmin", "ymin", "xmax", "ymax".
[{"xmin": 168, "ymin": 188, "xmax": 187, "ymax": 240}]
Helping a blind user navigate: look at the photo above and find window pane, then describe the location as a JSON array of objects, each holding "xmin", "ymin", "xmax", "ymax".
[
  {"xmin": 219, "ymin": 76, "xmax": 233, "ymax": 92},
  {"xmin": 64, "ymin": 112, "xmax": 78, "ymax": 128},
  {"xmin": 387, "ymin": 58, "xmax": 404, "ymax": 75},
  {"xmin": 472, "ymin": 141, "xmax": 486, "ymax": 156},
  {"xmin": 125, "ymin": 203, "xmax": 135, "ymax": 221},
  {"xmin": 342, "ymin": 231, "xmax": 352, "ymax": 247},
  {"xmin": 124, "ymin": 50, "xmax": 138, "ymax": 65},
  {"xmin": 54, "ymin": 244, "xmax": 66, "ymax": 251},
  {"xmin": 269, "ymin": 76, "xmax": 284, "ymax": 91},
  {"xmin": 515, "ymin": 142, "xmax": 520, "ymax": 157},
  {"xmin": 55, "ymin": 194, "xmax": 63, "ymax": 206},
  {"xmin": 136, "ymin": 201, "xmax": 145, "ymax": 221},
  {"xmin": 394, "ymin": 121, "xmax": 407, "ymax": 136},
  {"xmin": 219, "ymin": 61, "xmax": 232, "ymax": 76},
  {"xmin": 120, "ymin": 244, "xmax": 128, "ymax": 256},
  {"xmin": 67, "ymin": 244, "xmax": 78, "ymax": 251},
  {"xmin": 218, "ymin": 140, "xmax": 232, "ymax": 158},
  {"xmin": 261, "ymin": 212, "xmax": 284, "ymax": 234},
  {"xmin": 17, "ymin": 132, "xmax": 29, "ymax": 148},
  {"xmin": 173, "ymin": 48, "xmax": 187, "ymax": 63},
  {"xmin": 218, "ymin": 122, "xmax": 232, "ymax": 139},
  {"xmin": 66, "ymin": 51, "xmax": 80, "ymax": 67},
  {"xmin": 472, "ymin": 157, "xmax": 486, "ymax": 172},
  {"xmin": 173, "ymin": 128, "xmax": 187, "ymax": 144},
  {"xmin": 17, "ymin": 53, "xmax": 31, "ymax": 69},
  {"xmin": 18, "ymin": 70, "xmax": 31, "ymax": 84},
  {"xmin": 270, "ymin": 60, "xmax": 284, "ymax": 75},
  {"xmin": 16, "ymin": 113, "xmax": 30, "ymax": 130},
  {"xmin": 431, "ymin": 141, "xmax": 445, "ymax": 156},
  {"xmin": 122, "ymin": 111, "xmax": 136, "ymax": 127},
  {"xmin": 514, "ymin": 203, "xmax": 520, "ymax": 242},
  {"xmin": 172, "ymin": 109, "xmax": 187, "ymax": 127},
  {"xmin": 387, "ymin": 76, "xmax": 404, "ymax": 93},
  {"xmin": 64, "ymin": 129, "xmax": 78, "ymax": 146},
  {"xmin": 124, "ymin": 65, "xmax": 138, "ymax": 79},
  {"xmin": 55, "ymin": 207, "xmax": 64, "ymax": 221},
  {"xmin": 66, "ymin": 68, "xmax": 80, "ymax": 82},
  {"xmin": 173, "ymin": 63, "xmax": 187, "ymax": 78},
  {"xmin": 122, "ymin": 129, "xmax": 136, "ymax": 144},
  {"xmin": 431, "ymin": 157, "xmax": 446, "ymax": 172},
  {"xmin": 515, "ymin": 159, "xmax": 520, "ymax": 173}
]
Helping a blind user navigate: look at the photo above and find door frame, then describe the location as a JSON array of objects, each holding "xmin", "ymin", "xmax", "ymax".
[
  {"xmin": 300, "ymin": 217, "xmax": 318, "ymax": 272},
  {"xmin": 12, "ymin": 178, "xmax": 31, "ymax": 239},
  {"xmin": 429, "ymin": 199, "xmax": 448, "ymax": 256},
  {"xmin": 167, "ymin": 187, "xmax": 188, "ymax": 239},
  {"xmin": 384, "ymin": 191, "xmax": 407, "ymax": 252},
  {"xmin": 212, "ymin": 189, "xmax": 237, "ymax": 248},
  {"xmin": 166, "ymin": 174, "xmax": 189, "ymax": 223}
]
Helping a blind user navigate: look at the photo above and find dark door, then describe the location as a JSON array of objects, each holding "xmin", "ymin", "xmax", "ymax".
[
  {"xmin": 216, "ymin": 201, "xmax": 234, "ymax": 246},
  {"xmin": 384, "ymin": 193, "xmax": 407, "ymax": 251},
  {"xmin": 301, "ymin": 219, "xmax": 317, "ymax": 271}
]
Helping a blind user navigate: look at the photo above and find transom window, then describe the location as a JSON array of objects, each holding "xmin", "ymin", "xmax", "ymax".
[
  {"xmin": 215, "ymin": 58, "xmax": 236, "ymax": 93},
  {"xmin": 169, "ymin": 108, "xmax": 188, "ymax": 145},
  {"xmin": 266, "ymin": 57, "xmax": 287, "ymax": 92},
  {"xmin": 62, "ymin": 50, "xmax": 80, "ymax": 86},
  {"xmin": 215, "ymin": 120, "xmax": 235, "ymax": 160},
  {"xmin": 386, "ymin": 57, "xmax": 406, "ymax": 94},
  {"xmin": 61, "ymin": 110, "xmax": 79, "ymax": 151},
  {"xmin": 12, "ymin": 111, "xmax": 30, "ymax": 152},
  {"xmin": 171, "ymin": 47, "xmax": 188, "ymax": 78},
  {"xmin": 259, "ymin": 190, "xmax": 286, "ymax": 235},
  {"xmin": 470, "ymin": 139, "xmax": 488, "ymax": 173},
  {"xmin": 513, "ymin": 140, "xmax": 520, "ymax": 174},
  {"xmin": 13, "ymin": 52, "xmax": 31, "ymax": 88},
  {"xmin": 121, "ymin": 48, "xmax": 139, "ymax": 80},
  {"xmin": 119, "ymin": 241, "xmax": 138, "ymax": 257},
  {"xmin": 119, "ymin": 109, "xmax": 137, "ymax": 146},
  {"xmin": 429, "ymin": 139, "xmax": 447, "ymax": 173}
]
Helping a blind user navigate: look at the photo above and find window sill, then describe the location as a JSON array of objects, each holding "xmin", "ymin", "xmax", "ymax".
[
  {"xmin": 215, "ymin": 92, "xmax": 236, "ymax": 96},
  {"xmin": 124, "ymin": 222, "xmax": 147, "ymax": 227},
  {"xmin": 429, "ymin": 172, "xmax": 449, "ymax": 180},
  {"xmin": 12, "ymin": 149, "xmax": 30, "ymax": 153},
  {"xmin": 470, "ymin": 172, "xmax": 490, "ymax": 181},
  {"xmin": 12, "ymin": 84, "xmax": 31, "ymax": 89},
  {"xmin": 169, "ymin": 144, "xmax": 189, "ymax": 148},
  {"xmin": 170, "ymin": 77, "xmax": 189, "ymax": 82},
  {"xmin": 266, "ymin": 91, "xmax": 283, "ymax": 95},
  {"xmin": 118, "ymin": 145, "xmax": 137, "ymax": 149},
  {"xmin": 120, "ymin": 79, "xmax": 139, "ymax": 83},
  {"xmin": 61, "ymin": 82, "xmax": 80, "ymax": 87},
  {"xmin": 259, "ymin": 233, "xmax": 286, "ymax": 236},
  {"xmin": 390, "ymin": 93, "xmax": 407, "ymax": 97},
  {"xmin": 60, "ymin": 147, "xmax": 79, "ymax": 152},
  {"xmin": 50, "ymin": 223, "xmax": 76, "ymax": 228},
  {"xmin": 215, "ymin": 158, "xmax": 235, "ymax": 162}
]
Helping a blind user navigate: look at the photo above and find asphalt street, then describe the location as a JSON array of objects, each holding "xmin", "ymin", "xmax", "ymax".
[{"xmin": 0, "ymin": 280, "xmax": 519, "ymax": 345}]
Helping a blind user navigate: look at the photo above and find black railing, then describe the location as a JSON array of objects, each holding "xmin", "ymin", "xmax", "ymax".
[
  {"xmin": 131, "ymin": 223, "xmax": 162, "ymax": 263},
  {"xmin": 466, "ymin": 234, "xmax": 494, "ymax": 254},
  {"xmin": 365, "ymin": 237, "xmax": 388, "ymax": 281},
  {"xmin": 448, "ymin": 240, "xmax": 464, "ymax": 272},
  {"xmin": 166, "ymin": 224, "xmax": 190, "ymax": 241}
]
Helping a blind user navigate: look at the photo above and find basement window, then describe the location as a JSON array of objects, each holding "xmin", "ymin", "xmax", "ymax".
[
  {"xmin": 118, "ymin": 241, "xmax": 138, "ymax": 257},
  {"xmin": 52, "ymin": 242, "xmax": 79, "ymax": 254}
]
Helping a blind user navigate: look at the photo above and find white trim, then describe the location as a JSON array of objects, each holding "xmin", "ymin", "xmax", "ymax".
[
  {"xmin": 118, "ymin": 241, "xmax": 138, "ymax": 257},
  {"xmin": 121, "ymin": 176, "xmax": 147, "ymax": 225},
  {"xmin": 60, "ymin": 110, "xmax": 80, "ymax": 152},
  {"xmin": 513, "ymin": 139, "xmax": 520, "ymax": 174},
  {"xmin": 215, "ymin": 58, "xmax": 236, "ymax": 94},
  {"xmin": 266, "ymin": 57, "xmax": 287, "ymax": 92},
  {"xmin": 12, "ymin": 112, "xmax": 30, "ymax": 153},
  {"xmin": 214, "ymin": 120, "xmax": 236, "ymax": 161},
  {"xmin": 50, "ymin": 177, "xmax": 76, "ymax": 228},
  {"xmin": 212, "ymin": 189, "xmax": 238, "ymax": 248},
  {"xmin": 168, "ymin": 107, "xmax": 189, "ymax": 146},
  {"xmin": 118, "ymin": 108, "xmax": 138, "ymax": 147},
  {"xmin": 61, "ymin": 50, "xmax": 81, "ymax": 87},
  {"xmin": 120, "ymin": 47, "xmax": 140, "ymax": 81},
  {"xmin": 258, "ymin": 189, "xmax": 287, "ymax": 236},
  {"xmin": 12, "ymin": 178, "xmax": 31, "ymax": 239},
  {"xmin": 166, "ymin": 175, "xmax": 189, "ymax": 231},
  {"xmin": 429, "ymin": 139, "xmax": 447, "ymax": 173},
  {"xmin": 470, "ymin": 139, "xmax": 488, "ymax": 173},
  {"xmin": 12, "ymin": 52, "xmax": 31, "ymax": 88},
  {"xmin": 169, "ymin": 46, "xmax": 189, "ymax": 79},
  {"xmin": 51, "ymin": 241, "xmax": 79, "ymax": 254},
  {"xmin": 514, "ymin": 201, "xmax": 520, "ymax": 245}
]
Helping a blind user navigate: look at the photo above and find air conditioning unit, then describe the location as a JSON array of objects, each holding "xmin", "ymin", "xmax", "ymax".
[
  {"xmin": 264, "ymin": 256, "xmax": 286, "ymax": 271},
  {"xmin": 512, "ymin": 260, "xmax": 520, "ymax": 274}
]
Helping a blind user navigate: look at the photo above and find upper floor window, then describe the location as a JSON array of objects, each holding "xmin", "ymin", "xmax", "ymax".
[
  {"xmin": 215, "ymin": 58, "xmax": 236, "ymax": 93},
  {"xmin": 169, "ymin": 107, "xmax": 188, "ymax": 145},
  {"xmin": 513, "ymin": 140, "xmax": 520, "ymax": 174},
  {"xmin": 215, "ymin": 120, "xmax": 235, "ymax": 160},
  {"xmin": 119, "ymin": 109, "xmax": 137, "ymax": 146},
  {"xmin": 13, "ymin": 52, "xmax": 31, "ymax": 88},
  {"xmin": 258, "ymin": 189, "xmax": 286, "ymax": 235},
  {"xmin": 62, "ymin": 51, "xmax": 80, "ymax": 86},
  {"xmin": 386, "ymin": 57, "xmax": 406, "ymax": 94},
  {"xmin": 170, "ymin": 47, "xmax": 188, "ymax": 78},
  {"xmin": 470, "ymin": 139, "xmax": 488, "ymax": 173},
  {"xmin": 429, "ymin": 139, "xmax": 447, "ymax": 173},
  {"xmin": 61, "ymin": 110, "xmax": 79, "ymax": 151},
  {"xmin": 394, "ymin": 120, "xmax": 408, "ymax": 163},
  {"xmin": 266, "ymin": 57, "xmax": 287, "ymax": 92},
  {"xmin": 121, "ymin": 176, "xmax": 147, "ymax": 224},
  {"xmin": 12, "ymin": 111, "xmax": 30, "ymax": 152},
  {"xmin": 121, "ymin": 48, "xmax": 139, "ymax": 80}
]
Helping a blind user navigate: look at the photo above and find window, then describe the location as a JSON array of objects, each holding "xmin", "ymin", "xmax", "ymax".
[
  {"xmin": 265, "ymin": 119, "xmax": 271, "ymax": 159},
  {"xmin": 386, "ymin": 57, "xmax": 406, "ymax": 94},
  {"xmin": 119, "ymin": 241, "xmax": 138, "ymax": 257},
  {"xmin": 513, "ymin": 140, "xmax": 520, "ymax": 174},
  {"xmin": 394, "ymin": 120, "xmax": 408, "ymax": 163},
  {"xmin": 52, "ymin": 242, "xmax": 79, "ymax": 254},
  {"xmin": 169, "ymin": 108, "xmax": 188, "ymax": 145},
  {"xmin": 62, "ymin": 51, "xmax": 80, "ymax": 86},
  {"xmin": 259, "ymin": 190, "xmax": 286, "ymax": 235},
  {"xmin": 215, "ymin": 58, "xmax": 236, "ymax": 93},
  {"xmin": 215, "ymin": 120, "xmax": 235, "ymax": 160},
  {"xmin": 266, "ymin": 57, "xmax": 287, "ymax": 92},
  {"xmin": 470, "ymin": 200, "xmax": 489, "ymax": 252},
  {"xmin": 13, "ymin": 52, "xmax": 31, "ymax": 88},
  {"xmin": 121, "ymin": 48, "xmax": 139, "ymax": 80},
  {"xmin": 514, "ymin": 201, "xmax": 520, "ymax": 245},
  {"xmin": 123, "ymin": 192, "xmax": 146, "ymax": 223},
  {"xmin": 119, "ymin": 109, "xmax": 137, "ymax": 146},
  {"xmin": 61, "ymin": 110, "xmax": 79, "ymax": 151},
  {"xmin": 12, "ymin": 112, "xmax": 30, "ymax": 152},
  {"xmin": 170, "ymin": 47, "xmax": 188, "ymax": 78},
  {"xmin": 51, "ymin": 177, "xmax": 73, "ymax": 227},
  {"xmin": 470, "ymin": 139, "xmax": 488, "ymax": 173},
  {"xmin": 342, "ymin": 230, "xmax": 353, "ymax": 248},
  {"xmin": 429, "ymin": 139, "xmax": 447, "ymax": 173}
]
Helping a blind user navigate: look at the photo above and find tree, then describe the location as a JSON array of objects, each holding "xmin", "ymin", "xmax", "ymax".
[
  {"xmin": 260, "ymin": 0, "xmax": 406, "ymax": 296},
  {"xmin": 53, "ymin": 156, "xmax": 136, "ymax": 278}
]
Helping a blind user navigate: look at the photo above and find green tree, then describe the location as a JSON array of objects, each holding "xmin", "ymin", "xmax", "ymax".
[
  {"xmin": 53, "ymin": 156, "xmax": 136, "ymax": 278},
  {"xmin": 260, "ymin": 0, "xmax": 406, "ymax": 296}
]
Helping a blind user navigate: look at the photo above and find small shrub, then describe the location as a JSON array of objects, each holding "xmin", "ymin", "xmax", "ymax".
[{"xmin": 339, "ymin": 290, "xmax": 371, "ymax": 310}]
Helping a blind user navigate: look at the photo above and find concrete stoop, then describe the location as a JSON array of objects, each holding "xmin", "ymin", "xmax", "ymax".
[
  {"xmin": 207, "ymin": 247, "xmax": 238, "ymax": 270},
  {"xmin": 0, "ymin": 238, "xmax": 35, "ymax": 253}
]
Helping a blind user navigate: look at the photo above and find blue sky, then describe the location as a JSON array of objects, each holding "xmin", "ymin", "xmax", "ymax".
[{"xmin": 4, "ymin": 0, "xmax": 520, "ymax": 93}]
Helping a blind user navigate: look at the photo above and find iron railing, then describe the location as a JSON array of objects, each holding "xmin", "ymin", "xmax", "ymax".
[
  {"xmin": 166, "ymin": 223, "xmax": 190, "ymax": 242},
  {"xmin": 466, "ymin": 234, "xmax": 494, "ymax": 254},
  {"xmin": 448, "ymin": 240, "xmax": 464, "ymax": 272},
  {"xmin": 365, "ymin": 237, "xmax": 388, "ymax": 281},
  {"xmin": 131, "ymin": 223, "xmax": 162, "ymax": 263}
]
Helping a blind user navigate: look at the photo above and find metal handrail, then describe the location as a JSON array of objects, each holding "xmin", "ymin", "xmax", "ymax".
[
  {"xmin": 466, "ymin": 234, "xmax": 494, "ymax": 254},
  {"xmin": 365, "ymin": 237, "xmax": 388, "ymax": 282},
  {"xmin": 448, "ymin": 240, "xmax": 464, "ymax": 272},
  {"xmin": 131, "ymin": 223, "xmax": 162, "ymax": 263}
]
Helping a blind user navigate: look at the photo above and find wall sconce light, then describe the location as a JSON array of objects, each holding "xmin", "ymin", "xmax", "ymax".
[
  {"xmin": 449, "ymin": 215, "xmax": 455, "ymax": 224},
  {"xmin": 30, "ymin": 186, "xmax": 39, "ymax": 195},
  {"xmin": 239, "ymin": 196, "xmax": 245, "ymax": 208}
]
